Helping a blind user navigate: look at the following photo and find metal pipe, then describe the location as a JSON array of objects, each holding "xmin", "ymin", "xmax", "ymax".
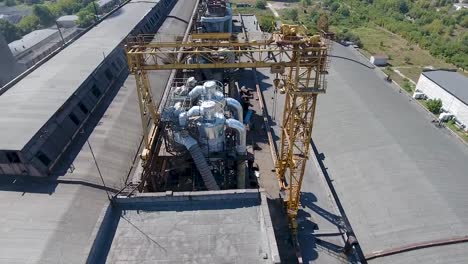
[
  {"xmin": 225, "ymin": 118, "xmax": 246, "ymax": 154},
  {"xmin": 187, "ymin": 85, "xmax": 204, "ymax": 100},
  {"xmin": 226, "ymin": 97, "xmax": 243, "ymax": 123},
  {"xmin": 179, "ymin": 105, "xmax": 202, "ymax": 126}
]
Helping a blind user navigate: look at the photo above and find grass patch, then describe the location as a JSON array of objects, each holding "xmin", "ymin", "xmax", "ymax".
[
  {"xmin": 418, "ymin": 101, "xmax": 468, "ymax": 143},
  {"xmin": 401, "ymin": 79, "xmax": 415, "ymax": 93},
  {"xmin": 397, "ymin": 67, "xmax": 423, "ymax": 84},
  {"xmin": 383, "ymin": 67, "xmax": 413, "ymax": 92},
  {"xmin": 350, "ymin": 25, "xmax": 453, "ymax": 83},
  {"xmin": 446, "ymin": 121, "xmax": 468, "ymax": 143}
]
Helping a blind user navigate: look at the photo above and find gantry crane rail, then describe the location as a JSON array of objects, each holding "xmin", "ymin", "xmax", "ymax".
[{"xmin": 125, "ymin": 27, "xmax": 329, "ymax": 232}]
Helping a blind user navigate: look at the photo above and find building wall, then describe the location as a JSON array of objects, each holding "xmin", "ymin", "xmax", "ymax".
[
  {"xmin": 57, "ymin": 19, "xmax": 77, "ymax": 28},
  {"xmin": 0, "ymin": 0, "xmax": 177, "ymax": 177},
  {"xmin": 370, "ymin": 56, "xmax": 387, "ymax": 66},
  {"xmin": 416, "ymin": 74, "xmax": 468, "ymax": 131}
]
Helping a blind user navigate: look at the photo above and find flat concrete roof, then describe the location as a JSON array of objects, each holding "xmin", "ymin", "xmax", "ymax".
[
  {"xmin": 0, "ymin": 0, "xmax": 161, "ymax": 151},
  {"xmin": 422, "ymin": 70, "xmax": 468, "ymax": 105},
  {"xmin": 313, "ymin": 44, "xmax": 468, "ymax": 262},
  {"xmin": 87, "ymin": 190, "xmax": 280, "ymax": 264},
  {"xmin": 257, "ymin": 42, "xmax": 468, "ymax": 262}
]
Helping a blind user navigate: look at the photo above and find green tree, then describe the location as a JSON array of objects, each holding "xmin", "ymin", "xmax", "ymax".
[
  {"xmin": 317, "ymin": 13, "xmax": 329, "ymax": 32},
  {"xmin": 77, "ymin": 9, "xmax": 95, "ymax": 28},
  {"xmin": 56, "ymin": 0, "xmax": 83, "ymax": 15},
  {"xmin": 302, "ymin": 0, "xmax": 312, "ymax": 7},
  {"xmin": 255, "ymin": 0, "xmax": 266, "ymax": 10},
  {"xmin": 330, "ymin": 2, "xmax": 340, "ymax": 12},
  {"xmin": 24, "ymin": 0, "xmax": 42, "ymax": 5},
  {"xmin": 426, "ymin": 98, "xmax": 443, "ymax": 114},
  {"xmin": 258, "ymin": 14, "xmax": 275, "ymax": 33},
  {"xmin": 0, "ymin": 20, "xmax": 21, "ymax": 42},
  {"xmin": 5, "ymin": 0, "xmax": 16, "ymax": 6},
  {"xmin": 338, "ymin": 6, "xmax": 350, "ymax": 17},
  {"xmin": 462, "ymin": 16, "xmax": 468, "ymax": 28},
  {"xmin": 33, "ymin": 5, "xmax": 55, "ymax": 26},
  {"xmin": 284, "ymin": 8, "xmax": 299, "ymax": 22},
  {"xmin": 18, "ymin": 15, "xmax": 40, "ymax": 34}
]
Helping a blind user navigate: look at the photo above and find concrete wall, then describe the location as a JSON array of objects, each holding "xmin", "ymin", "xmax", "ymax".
[{"xmin": 416, "ymin": 74, "xmax": 468, "ymax": 131}]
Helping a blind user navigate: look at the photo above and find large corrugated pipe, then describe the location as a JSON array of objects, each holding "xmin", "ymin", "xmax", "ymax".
[
  {"xmin": 174, "ymin": 132, "xmax": 220, "ymax": 190},
  {"xmin": 226, "ymin": 118, "xmax": 246, "ymax": 154},
  {"xmin": 226, "ymin": 97, "xmax": 243, "ymax": 123}
]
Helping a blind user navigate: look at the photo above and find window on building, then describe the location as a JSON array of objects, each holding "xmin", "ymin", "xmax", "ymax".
[
  {"xmin": 111, "ymin": 61, "xmax": 119, "ymax": 71},
  {"xmin": 92, "ymin": 85, "xmax": 102, "ymax": 98},
  {"xmin": 6, "ymin": 152, "xmax": 21, "ymax": 163},
  {"xmin": 104, "ymin": 69, "xmax": 114, "ymax": 81},
  {"xmin": 78, "ymin": 102, "xmax": 89, "ymax": 114},
  {"xmin": 69, "ymin": 112, "xmax": 80, "ymax": 126},
  {"xmin": 36, "ymin": 151, "xmax": 51, "ymax": 167}
]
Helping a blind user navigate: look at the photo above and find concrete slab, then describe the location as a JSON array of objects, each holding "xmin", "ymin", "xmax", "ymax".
[{"xmin": 87, "ymin": 190, "xmax": 281, "ymax": 264}]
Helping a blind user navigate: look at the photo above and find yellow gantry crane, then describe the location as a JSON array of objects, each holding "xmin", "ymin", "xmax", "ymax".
[{"xmin": 125, "ymin": 25, "xmax": 329, "ymax": 232}]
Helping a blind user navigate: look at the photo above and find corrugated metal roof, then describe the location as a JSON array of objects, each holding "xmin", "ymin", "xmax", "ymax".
[
  {"xmin": 56, "ymin": 15, "xmax": 78, "ymax": 22},
  {"xmin": 0, "ymin": 0, "xmax": 160, "ymax": 151},
  {"xmin": 422, "ymin": 70, "xmax": 468, "ymax": 105},
  {"xmin": 8, "ymin": 29, "xmax": 58, "ymax": 56}
]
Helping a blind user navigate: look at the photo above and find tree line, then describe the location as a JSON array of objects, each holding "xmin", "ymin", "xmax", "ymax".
[
  {"xmin": 252, "ymin": 0, "xmax": 467, "ymax": 70},
  {"xmin": 323, "ymin": 0, "xmax": 467, "ymax": 70},
  {"xmin": 0, "ymin": 0, "xmax": 102, "ymax": 43}
]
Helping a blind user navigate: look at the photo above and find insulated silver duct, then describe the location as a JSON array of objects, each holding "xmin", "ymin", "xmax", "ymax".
[
  {"xmin": 225, "ymin": 97, "xmax": 243, "ymax": 123},
  {"xmin": 225, "ymin": 118, "xmax": 246, "ymax": 154},
  {"xmin": 179, "ymin": 105, "xmax": 202, "ymax": 126}
]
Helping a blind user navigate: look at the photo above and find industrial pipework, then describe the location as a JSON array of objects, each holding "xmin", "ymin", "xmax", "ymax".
[{"xmin": 162, "ymin": 78, "xmax": 247, "ymax": 190}]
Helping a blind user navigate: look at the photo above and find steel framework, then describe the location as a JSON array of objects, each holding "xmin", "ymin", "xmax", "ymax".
[{"xmin": 125, "ymin": 26, "xmax": 329, "ymax": 231}]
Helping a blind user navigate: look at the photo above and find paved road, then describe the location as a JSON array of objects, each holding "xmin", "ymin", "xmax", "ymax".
[{"xmin": 260, "ymin": 42, "xmax": 468, "ymax": 263}]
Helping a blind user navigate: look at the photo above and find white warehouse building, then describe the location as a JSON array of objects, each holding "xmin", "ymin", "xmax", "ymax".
[{"xmin": 415, "ymin": 70, "xmax": 468, "ymax": 131}]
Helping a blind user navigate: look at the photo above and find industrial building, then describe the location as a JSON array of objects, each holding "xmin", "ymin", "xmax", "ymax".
[
  {"xmin": 0, "ymin": 0, "xmax": 176, "ymax": 176},
  {"xmin": 56, "ymin": 15, "xmax": 79, "ymax": 28},
  {"xmin": 369, "ymin": 54, "xmax": 388, "ymax": 66},
  {"xmin": 7, "ymin": 27, "xmax": 81, "ymax": 73},
  {"xmin": 199, "ymin": 0, "xmax": 233, "ymax": 33},
  {"xmin": 415, "ymin": 69, "xmax": 468, "ymax": 131},
  {"xmin": 0, "ymin": 34, "xmax": 22, "ymax": 87},
  {"xmin": 0, "ymin": 1, "xmax": 212, "ymax": 263}
]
